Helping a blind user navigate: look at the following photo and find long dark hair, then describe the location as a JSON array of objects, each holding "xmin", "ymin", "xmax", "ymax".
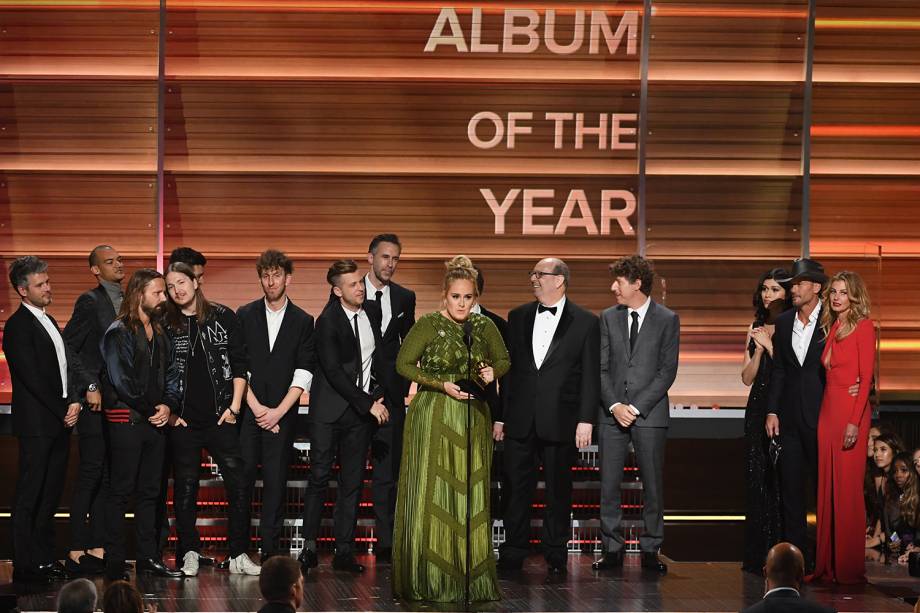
[
  {"xmin": 164, "ymin": 261, "xmax": 212, "ymax": 329},
  {"xmin": 118, "ymin": 268, "xmax": 164, "ymax": 334},
  {"xmin": 753, "ymin": 268, "xmax": 792, "ymax": 325}
]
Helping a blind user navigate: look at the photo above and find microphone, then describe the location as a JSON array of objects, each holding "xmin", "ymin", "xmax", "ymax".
[{"xmin": 463, "ymin": 320, "xmax": 473, "ymax": 348}]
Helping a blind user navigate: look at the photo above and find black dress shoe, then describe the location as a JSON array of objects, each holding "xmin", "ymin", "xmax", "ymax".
[
  {"xmin": 216, "ymin": 557, "xmax": 231, "ymax": 570},
  {"xmin": 375, "ymin": 547, "xmax": 392, "ymax": 563},
  {"xmin": 332, "ymin": 554, "xmax": 365, "ymax": 573},
  {"xmin": 38, "ymin": 561, "xmax": 68, "ymax": 579},
  {"xmin": 496, "ymin": 556, "xmax": 523, "ymax": 571},
  {"xmin": 592, "ymin": 551, "xmax": 625, "ymax": 571},
  {"xmin": 65, "ymin": 557, "xmax": 87, "ymax": 576},
  {"xmin": 12, "ymin": 568, "xmax": 53, "ymax": 584},
  {"xmin": 80, "ymin": 553, "xmax": 106, "ymax": 574},
  {"xmin": 298, "ymin": 549, "xmax": 318, "ymax": 572},
  {"xmin": 197, "ymin": 554, "xmax": 217, "ymax": 566},
  {"xmin": 137, "ymin": 558, "xmax": 183, "ymax": 577},
  {"xmin": 641, "ymin": 552, "xmax": 667, "ymax": 574}
]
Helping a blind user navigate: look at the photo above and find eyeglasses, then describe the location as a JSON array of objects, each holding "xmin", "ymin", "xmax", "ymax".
[{"xmin": 529, "ymin": 271, "xmax": 563, "ymax": 279}]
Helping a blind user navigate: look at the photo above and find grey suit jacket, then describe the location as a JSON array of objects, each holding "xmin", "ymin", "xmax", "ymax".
[{"xmin": 598, "ymin": 300, "xmax": 680, "ymax": 428}]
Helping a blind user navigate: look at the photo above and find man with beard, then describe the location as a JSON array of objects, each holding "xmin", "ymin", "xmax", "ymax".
[
  {"xmin": 238, "ymin": 250, "xmax": 315, "ymax": 562},
  {"xmin": 164, "ymin": 262, "xmax": 261, "ymax": 576},
  {"xmin": 362, "ymin": 234, "xmax": 415, "ymax": 562},
  {"xmin": 100, "ymin": 269, "xmax": 182, "ymax": 580},
  {"xmin": 4, "ymin": 256, "xmax": 82, "ymax": 583},
  {"xmin": 62, "ymin": 245, "xmax": 124, "ymax": 575}
]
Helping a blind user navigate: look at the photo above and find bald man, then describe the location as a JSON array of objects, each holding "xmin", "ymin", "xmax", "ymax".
[{"xmin": 741, "ymin": 543, "xmax": 836, "ymax": 613}]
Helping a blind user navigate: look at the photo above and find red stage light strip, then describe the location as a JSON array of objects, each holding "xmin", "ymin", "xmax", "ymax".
[{"xmin": 812, "ymin": 125, "xmax": 920, "ymax": 138}]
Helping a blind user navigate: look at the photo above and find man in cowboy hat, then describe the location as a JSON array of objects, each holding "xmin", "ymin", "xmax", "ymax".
[{"xmin": 765, "ymin": 258, "xmax": 828, "ymax": 565}]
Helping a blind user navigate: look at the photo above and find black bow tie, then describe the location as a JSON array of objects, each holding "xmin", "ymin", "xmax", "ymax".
[{"xmin": 538, "ymin": 304, "xmax": 557, "ymax": 316}]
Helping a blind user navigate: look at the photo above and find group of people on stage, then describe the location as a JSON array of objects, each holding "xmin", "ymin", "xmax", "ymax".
[{"xmin": 740, "ymin": 258, "xmax": 894, "ymax": 584}]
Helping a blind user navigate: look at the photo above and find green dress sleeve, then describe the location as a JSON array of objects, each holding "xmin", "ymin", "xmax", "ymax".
[
  {"xmin": 480, "ymin": 315, "xmax": 510, "ymax": 379},
  {"xmin": 396, "ymin": 315, "xmax": 446, "ymax": 391}
]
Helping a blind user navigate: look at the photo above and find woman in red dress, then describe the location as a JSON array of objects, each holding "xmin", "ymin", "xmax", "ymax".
[{"xmin": 812, "ymin": 271, "xmax": 876, "ymax": 584}]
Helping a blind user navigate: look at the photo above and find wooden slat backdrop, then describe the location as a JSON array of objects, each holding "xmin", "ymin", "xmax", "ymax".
[{"xmin": 1, "ymin": 1, "xmax": 918, "ymax": 406}]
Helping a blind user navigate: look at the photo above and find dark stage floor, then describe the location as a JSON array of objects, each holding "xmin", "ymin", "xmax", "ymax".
[{"xmin": 1, "ymin": 554, "xmax": 915, "ymax": 612}]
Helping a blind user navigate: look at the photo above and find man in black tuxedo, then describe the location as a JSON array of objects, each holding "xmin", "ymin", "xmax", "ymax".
[
  {"xmin": 362, "ymin": 233, "xmax": 415, "ymax": 562},
  {"xmin": 4, "ymin": 256, "xmax": 82, "ymax": 584},
  {"xmin": 741, "ymin": 542, "xmax": 836, "ymax": 613},
  {"xmin": 766, "ymin": 258, "xmax": 828, "ymax": 560},
  {"xmin": 495, "ymin": 257, "xmax": 600, "ymax": 575},
  {"xmin": 238, "ymin": 250, "xmax": 316, "ymax": 561},
  {"xmin": 299, "ymin": 260, "xmax": 389, "ymax": 574},
  {"xmin": 61, "ymin": 244, "xmax": 124, "ymax": 575}
]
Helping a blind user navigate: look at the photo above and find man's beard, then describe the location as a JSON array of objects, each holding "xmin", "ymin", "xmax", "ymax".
[{"xmin": 142, "ymin": 301, "xmax": 167, "ymax": 319}]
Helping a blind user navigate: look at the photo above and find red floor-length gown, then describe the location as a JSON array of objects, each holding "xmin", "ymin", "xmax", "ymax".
[{"xmin": 813, "ymin": 317, "xmax": 876, "ymax": 584}]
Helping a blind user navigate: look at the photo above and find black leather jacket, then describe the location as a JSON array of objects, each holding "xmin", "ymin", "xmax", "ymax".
[{"xmin": 168, "ymin": 303, "xmax": 248, "ymax": 420}]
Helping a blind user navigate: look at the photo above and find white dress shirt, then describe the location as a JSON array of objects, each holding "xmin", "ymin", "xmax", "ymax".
[
  {"xmin": 23, "ymin": 301, "xmax": 68, "ymax": 398},
  {"xmin": 342, "ymin": 304, "xmax": 375, "ymax": 393},
  {"xmin": 792, "ymin": 300, "xmax": 821, "ymax": 366},
  {"xmin": 763, "ymin": 586, "xmax": 800, "ymax": 598},
  {"xmin": 533, "ymin": 296, "xmax": 565, "ymax": 369},
  {"xmin": 628, "ymin": 296, "xmax": 652, "ymax": 340},
  {"xmin": 264, "ymin": 297, "xmax": 312, "ymax": 392},
  {"xmin": 364, "ymin": 275, "xmax": 392, "ymax": 334}
]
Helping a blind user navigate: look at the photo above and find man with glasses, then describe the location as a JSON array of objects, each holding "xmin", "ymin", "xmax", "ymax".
[{"xmin": 494, "ymin": 258, "xmax": 600, "ymax": 575}]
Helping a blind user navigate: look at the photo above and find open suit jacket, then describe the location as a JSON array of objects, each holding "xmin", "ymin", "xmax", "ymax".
[
  {"xmin": 372, "ymin": 280, "xmax": 416, "ymax": 410},
  {"xmin": 767, "ymin": 306, "xmax": 827, "ymax": 432},
  {"xmin": 598, "ymin": 300, "xmax": 680, "ymax": 429},
  {"xmin": 499, "ymin": 299, "xmax": 600, "ymax": 442}
]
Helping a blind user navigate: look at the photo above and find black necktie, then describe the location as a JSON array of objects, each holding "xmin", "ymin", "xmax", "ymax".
[
  {"xmin": 630, "ymin": 311, "xmax": 639, "ymax": 351},
  {"xmin": 375, "ymin": 289, "xmax": 383, "ymax": 303},
  {"xmin": 538, "ymin": 304, "xmax": 557, "ymax": 316},
  {"xmin": 352, "ymin": 313, "xmax": 364, "ymax": 390}
]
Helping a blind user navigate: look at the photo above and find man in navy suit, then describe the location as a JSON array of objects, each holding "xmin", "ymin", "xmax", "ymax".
[
  {"xmin": 4, "ymin": 256, "xmax": 82, "ymax": 583},
  {"xmin": 741, "ymin": 542, "xmax": 836, "ymax": 613}
]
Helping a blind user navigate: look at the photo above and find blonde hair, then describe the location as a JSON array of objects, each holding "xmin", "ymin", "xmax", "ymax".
[
  {"xmin": 442, "ymin": 255, "xmax": 479, "ymax": 297},
  {"xmin": 821, "ymin": 271, "xmax": 871, "ymax": 368}
]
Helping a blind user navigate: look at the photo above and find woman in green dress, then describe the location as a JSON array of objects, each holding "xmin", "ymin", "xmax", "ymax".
[{"xmin": 392, "ymin": 255, "xmax": 510, "ymax": 603}]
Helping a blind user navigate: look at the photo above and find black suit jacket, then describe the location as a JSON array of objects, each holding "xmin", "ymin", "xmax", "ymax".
[
  {"xmin": 741, "ymin": 588, "xmax": 836, "ymax": 613},
  {"xmin": 370, "ymin": 280, "xmax": 416, "ymax": 407},
  {"xmin": 63, "ymin": 284, "xmax": 117, "ymax": 435},
  {"xmin": 479, "ymin": 305, "xmax": 510, "ymax": 420},
  {"xmin": 237, "ymin": 298, "xmax": 315, "ymax": 412},
  {"xmin": 2, "ymin": 303, "xmax": 79, "ymax": 436},
  {"xmin": 767, "ymin": 306, "xmax": 826, "ymax": 431},
  {"xmin": 500, "ymin": 298, "xmax": 600, "ymax": 442},
  {"xmin": 310, "ymin": 299, "xmax": 384, "ymax": 424}
]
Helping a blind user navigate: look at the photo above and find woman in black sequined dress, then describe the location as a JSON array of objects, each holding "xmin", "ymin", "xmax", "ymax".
[{"xmin": 741, "ymin": 268, "xmax": 791, "ymax": 573}]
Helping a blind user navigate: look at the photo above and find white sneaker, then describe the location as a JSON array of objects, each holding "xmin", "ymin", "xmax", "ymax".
[
  {"xmin": 181, "ymin": 551, "xmax": 200, "ymax": 577},
  {"xmin": 229, "ymin": 553, "xmax": 261, "ymax": 575}
]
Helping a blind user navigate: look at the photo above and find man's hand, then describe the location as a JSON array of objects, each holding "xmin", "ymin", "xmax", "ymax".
[
  {"xmin": 168, "ymin": 413, "xmax": 188, "ymax": 428},
  {"xmin": 85, "ymin": 389, "xmax": 102, "ymax": 411},
  {"xmin": 765, "ymin": 414, "xmax": 780, "ymax": 438},
  {"xmin": 256, "ymin": 408, "xmax": 282, "ymax": 431},
  {"xmin": 64, "ymin": 402, "xmax": 81, "ymax": 428},
  {"xmin": 611, "ymin": 403, "xmax": 636, "ymax": 428},
  {"xmin": 218, "ymin": 408, "xmax": 237, "ymax": 426},
  {"xmin": 443, "ymin": 381, "xmax": 470, "ymax": 401},
  {"xmin": 849, "ymin": 376, "xmax": 860, "ymax": 397},
  {"xmin": 843, "ymin": 423, "xmax": 859, "ymax": 450},
  {"xmin": 369, "ymin": 401, "xmax": 389, "ymax": 425},
  {"xmin": 478, "ymin": 366, "xmax": 495, "ymax": 385},
  {"xmin": 249, "ymin": 399, "xmax": 269, "ymax": 420},
  {"xmin": 492, "ymin": 422, "xmax": 504, "ymax": 442},
  {"xmin": 575, "ymin": 422, "xmax": 593, "ymax": 449},
  {"xmin": 150, "ymin": 404, "xmax": 171, "ymax": 428}
]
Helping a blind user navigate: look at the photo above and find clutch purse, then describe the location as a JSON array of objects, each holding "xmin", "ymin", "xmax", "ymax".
[{"xmin": 453, "ymin": 378, "xmax": 486, "ymax": 401}]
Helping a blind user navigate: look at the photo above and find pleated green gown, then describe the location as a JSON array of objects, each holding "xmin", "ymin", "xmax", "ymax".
[{"xmin": 392, "ymin": 311, "xmax": 510, "ymax": 603}]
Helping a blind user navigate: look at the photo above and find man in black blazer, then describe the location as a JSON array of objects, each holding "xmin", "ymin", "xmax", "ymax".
[
  {"xmin": 238, "ymin": 250, "xmax": 316, "ymax": 561},
  {"xmin": 362, "ymin": 233, "xmax": 415, "ymax": 562},
  {"xmin": 61, "ymin": 244, "xmax": 124, "ymax": 575},
  {"xmin": 495, "ymin": 257, "xmax": 600, "ymax": 575},
  {"xmin": 594, "ymin": 256, "xmax": 679, "ymax": 574},
  {"xmin": 4, "ymin": 256, "xmax": 82, "ymax": 583},
  {"xmin": 300, "ymin": 260, "xmax": 389, "ymax": 574},
  {"xmin": 766, "ymin": 258, "xmax": 828, "ymax": 560},
  {"xmin": 741, "ymin": 542, "xmax": 836, "ymax": 613}
]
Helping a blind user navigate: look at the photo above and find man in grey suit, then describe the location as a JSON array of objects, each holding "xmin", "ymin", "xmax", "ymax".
[{"xmin": 594, "ymin": 255, "xmax": 679, "ymax": 574}]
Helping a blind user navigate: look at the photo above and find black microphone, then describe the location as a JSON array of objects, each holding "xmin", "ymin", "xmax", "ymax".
[{"xmin": 463, "ymin": 320, "xmax": 473, "ymax": 348}]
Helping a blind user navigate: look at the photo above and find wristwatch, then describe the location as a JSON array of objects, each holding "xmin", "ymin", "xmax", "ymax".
[{"xmin": 87, "ymin": 383, "xmax": 98, "ymax": 393}]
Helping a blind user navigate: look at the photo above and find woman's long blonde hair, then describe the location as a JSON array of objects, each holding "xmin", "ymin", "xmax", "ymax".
[{"xmin": 821, "ymin": 271, "xmax": 871, "ymax": 367}]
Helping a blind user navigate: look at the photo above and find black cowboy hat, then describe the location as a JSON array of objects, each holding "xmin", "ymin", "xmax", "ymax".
[{"xmin": 777, "ymin": 258, "xmax": 828, "ymax": 284}]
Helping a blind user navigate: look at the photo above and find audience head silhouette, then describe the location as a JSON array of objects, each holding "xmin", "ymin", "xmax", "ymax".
[
  {"xmin": 764, "ymin": 542, "xmax": 805, "ymax": 591},
  {"xmin": 56, "ymin": 578, "xmax": 97, "ymax": 613}
]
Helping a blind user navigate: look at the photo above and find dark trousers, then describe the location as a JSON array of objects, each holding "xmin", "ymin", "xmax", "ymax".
[
  {"xmin": 240, "ymin": 411, "xmax": 295, "ymax": 557},
  {"xmin": 69, "ymin": 431, "xmax": 108, "ymax": 551},
  {"xmin": 154, "ymin": 440, "xmax": 173, "ymax": 556},
  {"xmin": 370, "ymin": 407, "xmax": 404, "ymax": 548},
  {"xmin": 500, "ymin": 426, "xmax": 575, "ymax": 564},
  {"xmin": 13, "ymin": 431, "xmax": 70, "ymax": 570},
  {"xmin": 172, "ymin": 422, "xmax": 249, "ymax": 558},
  {"xmin": 302, "ymin": 407, "xmax": 374, "ymax": 554},
  {"xmin": 105, "ymin": 422, "xmax": 166, "ymax": 569},
  {"xmin": 779, "ymin": 421, "xmax": 818, "ymax": 557},
  {"xmin": 598, "ymin": 423, "xmax": 668, "ymax": 553}
]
